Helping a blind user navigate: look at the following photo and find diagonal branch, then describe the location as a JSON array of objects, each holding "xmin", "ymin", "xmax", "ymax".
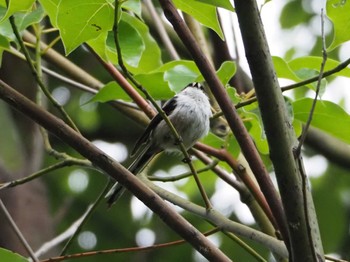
[
  {"xmin": 158, "ymin": 0, "xmax": 289, "ymax": 245},
  {"xmin": 0, "ymin": 79, "xmax": 231, "ymax": 262}
]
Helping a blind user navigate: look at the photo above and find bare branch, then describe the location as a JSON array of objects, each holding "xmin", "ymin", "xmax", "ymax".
[{"xmin": 0, "ymin": 79, "xmax": 231, "ymax": 261}]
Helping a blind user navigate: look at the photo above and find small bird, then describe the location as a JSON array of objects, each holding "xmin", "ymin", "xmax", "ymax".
[{"xmin": 106, "ymin": 82, "xmax": 212, "ymax": 207}]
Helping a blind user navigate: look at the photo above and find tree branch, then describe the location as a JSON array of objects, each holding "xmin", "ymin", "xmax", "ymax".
[
  {"xmin": 158, "ymin": 0, "xmax": 289, "ymax": 246},
  {"xmin": 0, "ymin": 79, "xmax": 231, "ymax": 262},
  {"xmin": 233, "ymin": 0, "xmax": 324, "ymax": 260}
]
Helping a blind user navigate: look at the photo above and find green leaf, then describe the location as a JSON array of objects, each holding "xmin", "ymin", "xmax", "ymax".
[
  {"xmin": 0, "ymin": 0, "xmax": 35, "ymax": 23},
  {"xmin": 293, "ymin": 98, "xmax": 350, "ymax": 143},
  {"xmin": 173, "ymin": 0, "xmax": 224, "ymax": 39},
  {"xmin": 122, "ymin": 12, "xmax": 162, "ymax": 73},
  {"xmin": 197, "ymin": 61, "xmax": 236, "ymax": 86},
  {"xmin": 216, "ymin": 61, "xmax": 236, "ymax": 85},
  {"xmin": 135, "ymin": 72, "xmax": 175, "ymax": 100},
  {"xmin": 87, "ymin": 82, "xmax": 131, "ymax": 104},
  {"xmin": 243, "ymin": 109, "xmax": 269, "ymax": 154},
  {"xmin": 0, "ymin": 247, "xmax": 28, "ymax": 261},
  {"xmin": 109, "ymin": 19, "xmax": 145, "ymax": 68},
  {"xmin": 164, "ymin": 63, "xmax": 200, "ymax": 93},
  {"xmin": 272, "ymin": 56, "xmax": 302, "ymax": 82},
  {"xmin": 326, "ymin": 0, "xmax": 350, "ymax": 51},
  {"xmin": 89, "ymin": 12, "xmax": 161, "ymax": 73},
  {"xmin": 122, "ymin": 0, "xmax": 141, "ymax": 17},
  {"xmin": 57, "ymin": 0, "xmax": 114, "ymax": 54},
  {"xmin": 38, "ymin": 0, "xmax": 60, "ymax": 27},
  {"xmin": 279, "ymin": 0, "xmax": 311, "ymax": 29},
  {"xmin": 288, "ymin": 56, "xmax": 350, "ymax": 78},
  {"xmin": 16, "ymin": 5, "xmax": 45, "ymax": 31},
  {"xmin": 194, "ymin": 0, "xmax": 234, "ymax": 11}
]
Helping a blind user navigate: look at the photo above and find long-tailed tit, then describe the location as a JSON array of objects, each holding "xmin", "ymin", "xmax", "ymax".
[{"xmin": 106, "ymin": 82, "xmax": 212, "ymax": 207}]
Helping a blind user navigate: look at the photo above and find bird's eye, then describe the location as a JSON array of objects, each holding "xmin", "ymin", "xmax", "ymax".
[{"xmin": 191, "ymin": 82, "xmax": 204, "ymax": 90}]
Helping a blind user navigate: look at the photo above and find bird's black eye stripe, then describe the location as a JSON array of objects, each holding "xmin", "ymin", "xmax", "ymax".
[{"xmin": 190, "ymin": 82, "xmax": 204, "ymax": 91}]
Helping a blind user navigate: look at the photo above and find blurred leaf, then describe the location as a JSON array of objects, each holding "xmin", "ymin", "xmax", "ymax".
[
  {"xmin": 226, "ymin": 85, "xmax": 243, "ymax": 104},
  {"xmin": 0, "ymin": 0, "xmax": 35, "ymax": 23},
  {"xmin": 57, "ymin": 0, "xmax": 114, "ymax": 54},
  {"xmin": 195, "ymin": 0, "xmax": 234, "ymax": 11},
  {"xmin": 122, "ymin": 0, "xmax": 141, "ymax": 17},
  {"xmin": 0, "ymin": 102, "xmax": 24, "ymax": 171},
  {"xmin": 226, "ymin": 133, "xmax": 240, "ymax": 158},
  {"xmin": 288, "ymin": 56, "xmax": 350, "ymax": 78},
  {"xmin": 293, "ymin": 98, "xmax": 350, "ymax": 143},
  {"xmin": 240, "ymin": 102, "xmax": 269, "ymax": 155},
  {"xmin": 312, "ymin": 166, "xmax": 349, "ymax": 253},
  {"xmin": 326, "ymin": 0, "xmax": 350, "ymax": 51},
  {"xmin": 174, "ymin": 0, "xmax": 224, "ymax": 39},
  {"xmin": 0, "ymin": 248, "xmax": 28, "ymax": 262},
  {"xmin": 279, "ymin": 0, "xmax": 311, "ymax": 29},
  {"xmin": 243, "ymin": 109, "xmax": 269, "ymax": 154},
  {"xmin": 0, "ymin": 33, "xmax": 9, "ymax": 64}
]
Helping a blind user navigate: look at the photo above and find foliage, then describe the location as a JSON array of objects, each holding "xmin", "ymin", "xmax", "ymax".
[{"xmin": 0, "ymin": 0, "xmax": 349, "ymax": 261}]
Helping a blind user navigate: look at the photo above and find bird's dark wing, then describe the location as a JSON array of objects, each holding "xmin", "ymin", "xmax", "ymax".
[{"xmin": 130, "ymin": 96, "xmax": 177, "ymax": 156}]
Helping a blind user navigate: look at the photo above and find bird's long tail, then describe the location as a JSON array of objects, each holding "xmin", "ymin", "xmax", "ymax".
[{"xmin": 106, "ymin": 144, "xmax": 156, "ymax": 208}]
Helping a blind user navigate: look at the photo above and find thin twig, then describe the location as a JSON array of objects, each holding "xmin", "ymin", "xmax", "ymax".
[
  {"xmin": 41, "ymin": 228, "xmax": 220, "ymax": 262},
  {"xmin": 293, "ymin": 9, "xmax": 328, "ymax": 262},
  {"xmin": 295, "ymin": 9, "xmax": 328, "ymax": 154},
  {"xmin": 147, "ymin": 159, "xmax": 219, "ymax": 182},
  {"xmin": 60, "ymin": 181, "xmax": 112, "ymax": 255},
  {"xmin": 0, "ymin": 199, "xmax": 39, "ymax": 262},
  {"xmin": 222, "ymin": 231, "xmax": 267, "ymax": 262},
  {"xmin": 34, "ymin": 205, "xmax": 94, "ymax": 258},
  {"xmin": 0, "ymin": 159, "xmax": 91, "ymax": 190},
  {"xmin": 114, "ymin": 0, "xmax": 211, "ymax": 209}
]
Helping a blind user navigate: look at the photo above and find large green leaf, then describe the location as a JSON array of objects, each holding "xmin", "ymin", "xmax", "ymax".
[
  {"xmin": 293, "ymin": 98, "xmax": 350, "ymax": 143},
  {"xmin": 16, "ymin": 5, "xmax": 45, "ymax": 31},
  {"xmin": 108, "ymin": 19, "xmax": 145, "ymax": 68},
  {"xmin": 173, "ymin": 0, "xmax": 224, "ymax": 39},
  {"xmin": 57, "ymin": 0, "xmax": 114, "ymax": 54},
  {"xmin": 38, "ymin": 0, "xmax": 59, "ymax": 27},
  {"xmin": 326, "ymin": 0, "xmax": 350, "ymax": 51},
  {"xmin": 88, "ymin": 11, "xmax": 161, "ymax": 73},
  {"xmin": 118, "ymin": 12, "xmax": 162, "ymax": 73},
  {"xmin": 0, "ymin": 0, "xmax": 35, "ymax": 23}
]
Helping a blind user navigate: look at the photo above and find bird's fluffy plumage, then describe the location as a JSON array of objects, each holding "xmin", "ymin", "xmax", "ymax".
[{"xmin": 106, "ymin": 82, "xmax": 212, "ymax": 207}]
